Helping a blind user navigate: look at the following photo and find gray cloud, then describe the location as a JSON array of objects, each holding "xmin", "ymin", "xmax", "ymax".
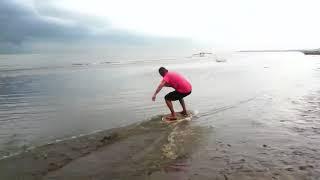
[
  {"xmin": 0, "ymin": 0, "xmax": 192, "ymax": 53},
  {"xmin": 0, "ymin": 0, "xmax": 92, "ymax": 53}
]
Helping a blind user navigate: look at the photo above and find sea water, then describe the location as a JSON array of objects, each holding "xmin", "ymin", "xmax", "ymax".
[{"xmin": 0, "ymin": 52, "xmax": 319, "ymax": 159}]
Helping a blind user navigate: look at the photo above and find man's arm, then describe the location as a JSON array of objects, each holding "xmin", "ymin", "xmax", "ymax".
[{"xmin": 152, "ymin": 80, "xmax": 166, "ymax": 101}]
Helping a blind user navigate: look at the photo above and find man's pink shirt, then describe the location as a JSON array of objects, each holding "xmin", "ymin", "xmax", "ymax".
[{"xmin": 163, "ymin": 71, "xmax": 192, "ymax": 93}]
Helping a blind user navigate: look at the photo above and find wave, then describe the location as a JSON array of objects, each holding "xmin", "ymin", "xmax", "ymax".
[{"xmin": 0, "ymin": 111, "xmax": 204, "ymax": 161}]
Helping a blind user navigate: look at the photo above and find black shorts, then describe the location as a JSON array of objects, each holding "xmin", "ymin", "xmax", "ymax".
[{"xmin": 165, "ymin": 91, "xmax": 191, "ymax": 101}]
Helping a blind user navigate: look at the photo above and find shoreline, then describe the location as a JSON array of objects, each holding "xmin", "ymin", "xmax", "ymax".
[
  {"xmin": 2, "ymin": 100, "xmax": 320, "ymax": 180},
  {"xmin": 0, "ymin": 115, "xmax": 206, "ymax": 179},
  {"xmin": 1, "ymin": 99, "xmax": 320, "ymax": 179}
]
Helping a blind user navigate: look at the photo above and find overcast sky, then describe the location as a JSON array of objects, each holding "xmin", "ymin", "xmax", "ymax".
[{"xmin": 1, "ymin": 0, "xmax": 320, "ymax": 54}]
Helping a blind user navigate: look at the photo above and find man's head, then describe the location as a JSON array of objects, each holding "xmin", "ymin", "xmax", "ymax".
[{"xmin": 158, "ymin": 67, "xmax": 168, "ymax": 77}]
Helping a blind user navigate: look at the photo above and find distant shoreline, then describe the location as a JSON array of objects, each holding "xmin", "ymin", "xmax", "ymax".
[{"xmin": 239, "ymin": 49, "xmax": 320, "ymax": 55}]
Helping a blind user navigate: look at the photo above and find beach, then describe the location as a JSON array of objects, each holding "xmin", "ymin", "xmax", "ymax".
[{"xmin": 1, "ymin": 52, "xmax": 320, "ymax": 179}]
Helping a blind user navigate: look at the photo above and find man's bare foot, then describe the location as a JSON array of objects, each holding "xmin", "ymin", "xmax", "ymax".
[
  {"xmin": 179, "ymin": 111, "xmax": 188, "ymax": 116},
  {"xmin": 165, "ymin": 115, "xmax": 177, "ymax": 121}
]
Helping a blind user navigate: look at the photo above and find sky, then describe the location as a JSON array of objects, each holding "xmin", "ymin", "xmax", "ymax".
[{"xmin": 1, "ymin": 0, "xmax": 320, "ymax": 54}]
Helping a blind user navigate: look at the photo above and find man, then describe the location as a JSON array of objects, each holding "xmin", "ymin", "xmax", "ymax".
[{"xmin": 152, "ymin": 67, "xmax": 192, "ymax": 121}]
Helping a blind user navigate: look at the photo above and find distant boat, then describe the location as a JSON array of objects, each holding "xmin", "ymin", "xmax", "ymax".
[
  {"xmin": 192, "ymin": 52, "xmax": 212, "ymax": 57},
  {"xmin": 189, "ymin": 51, "xmax": 228, "ymax": 62},
  {"xmin": 215, "ymin": 58, "xmax": 227, "ymax": 62}
]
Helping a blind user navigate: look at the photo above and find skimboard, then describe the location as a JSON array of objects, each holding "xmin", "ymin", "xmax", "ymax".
[{"xmin": 161, "ymin": 111, "xmax": 193, "ymax": 123}]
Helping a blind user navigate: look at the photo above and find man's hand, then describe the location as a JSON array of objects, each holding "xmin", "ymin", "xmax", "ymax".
[{"xmin": 152, "ymin": 80, "xmax": 166, "ymax": 102}]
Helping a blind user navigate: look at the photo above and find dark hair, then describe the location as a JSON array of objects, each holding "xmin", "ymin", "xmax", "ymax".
[{"xmin": 158, "ymin": 67, "xmax": 168, "ymax": 77}]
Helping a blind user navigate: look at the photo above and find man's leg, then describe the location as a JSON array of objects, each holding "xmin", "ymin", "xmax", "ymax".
[
  {"xmin": 164, "ymin": 91, "xmax": 178, "ymax": 120},
  {"xmin": 179, "ymin": 98, "xmax": 188, "ymax": 116},
  {"xmin": 165, "ymin": 99, "xmax": 177, "ymax": 120}
]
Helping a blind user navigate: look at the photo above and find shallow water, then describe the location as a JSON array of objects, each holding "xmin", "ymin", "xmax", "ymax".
[{"xmin": 0, "ymin": 52, "xmax": 320, "ymax": 162}]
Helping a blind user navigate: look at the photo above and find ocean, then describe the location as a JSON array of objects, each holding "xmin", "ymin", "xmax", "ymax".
[{"xmin": 0, "ymin": 52, "xmax": 320, "ymax": 168}]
